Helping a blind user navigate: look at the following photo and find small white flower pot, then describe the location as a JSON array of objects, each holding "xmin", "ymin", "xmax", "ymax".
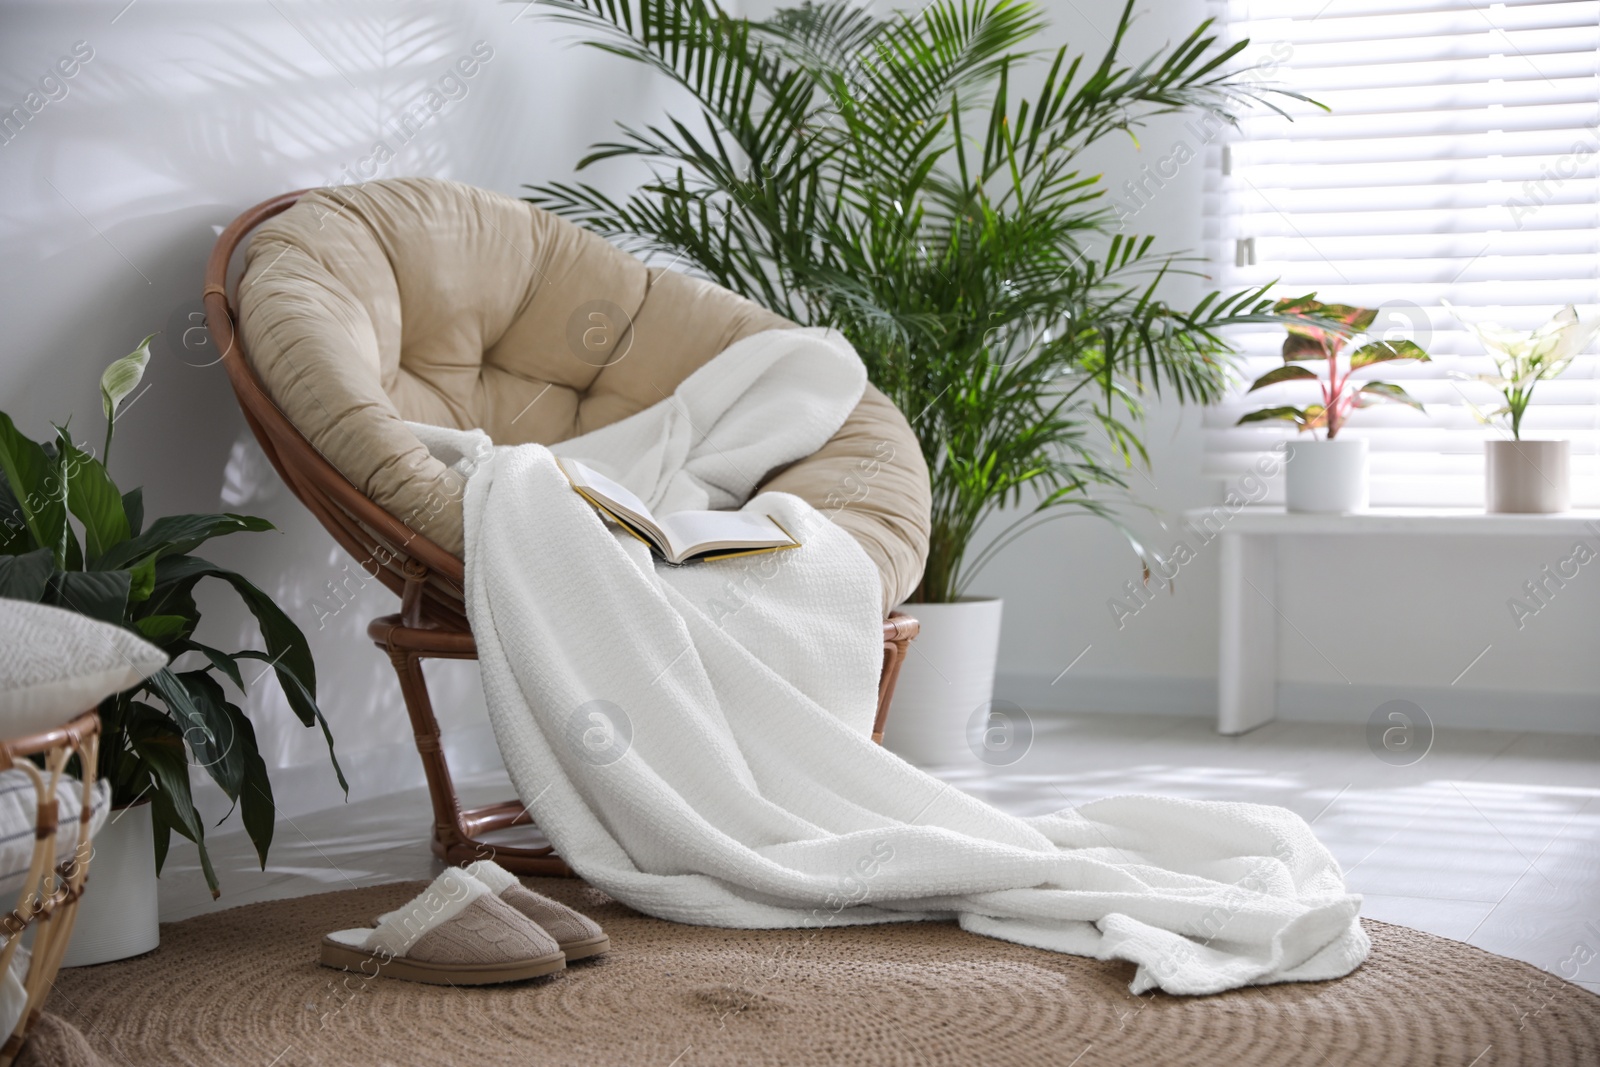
[
  {"xmin": 62, "ymin": 801, "xmax": 160, "ymax": 967},
  {"xmin": 1486, "ymin": 439, "xmax": 1569, "ymax": 514},
  {"xmin": 1285, "ymin": 437, "xmax": 1369, "ymax": 514},
  {"xmin": 882, "ymin": 597, "xmax": 1003, "ymax": 766}
]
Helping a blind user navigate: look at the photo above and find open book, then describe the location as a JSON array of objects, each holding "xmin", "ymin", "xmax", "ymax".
[{"xmin": 557, "ymin": 458, "xmax": 800, "ymax": 565}]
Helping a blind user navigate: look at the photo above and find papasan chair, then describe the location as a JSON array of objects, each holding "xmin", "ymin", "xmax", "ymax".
[{"xmin": 204, "ymin": 177, "xmax": 930, "ymax": 875}]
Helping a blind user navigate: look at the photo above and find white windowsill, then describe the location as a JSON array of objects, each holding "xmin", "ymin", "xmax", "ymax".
[{"xmin": 1183, "ymin": 506, "xmax": 1600, "ymax": 537}]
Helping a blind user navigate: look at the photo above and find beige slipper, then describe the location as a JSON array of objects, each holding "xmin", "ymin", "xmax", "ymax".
[
  {"xmin": 466, "ymin": 860, "xmax": 611, "ymax": 961},
  {"xmin": 375, "ymin": 860, "xmax": 610, "ymax": 962},
  {"xmin": 322, "ymin": 868, "xmax": 565, "ymax": 985}
]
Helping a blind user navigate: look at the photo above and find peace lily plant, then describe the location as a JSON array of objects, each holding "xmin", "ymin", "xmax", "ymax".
[
  {"xmin": 1446, "ymin": 302, "xmax": 1599, "ymax": 442},
  {"xmin": 0, "ymin": 338, "xmax": 344, "ymax": 906},
  {"xmin": 1446, "ymin": 302, "xmax": 1600, "ymax": 513}
]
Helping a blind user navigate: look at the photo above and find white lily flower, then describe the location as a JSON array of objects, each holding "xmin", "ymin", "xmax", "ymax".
[{"xmin": 1444, "ymin": 302, "xmax": 1600, "ymax": 439}]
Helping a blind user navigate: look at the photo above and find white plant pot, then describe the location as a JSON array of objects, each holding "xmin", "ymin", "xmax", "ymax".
[
  {"xmin": 882, "ymin": 597, "xmax": 1003, "ymax": 766},
  {"xmin": 1285, "ymin": 437, "xmax": 1368, "ymax": 514},
  {"xmin": 1486, "ymin": 439, "xmax": 1569, "ymax": 514},
  {"xmin": 62, "ymin": 802, "xmax": 159, "ymax": 967}
]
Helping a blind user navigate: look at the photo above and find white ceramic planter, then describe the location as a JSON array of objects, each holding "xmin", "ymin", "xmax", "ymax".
[
  {"xmin": 62, "ymin": 802, "xmax": 159, "ymax": 967},
  {"xmin": 1285, "ymin": 437, "xmax": 1368, "ymax": 514},
  {"xmin": 1486, "ymin": 439, "xmax": 1569, "ymax": 514},
  {"xmin": 881, "ymin": 597, "xmax": 1003, "ymax": 766}
]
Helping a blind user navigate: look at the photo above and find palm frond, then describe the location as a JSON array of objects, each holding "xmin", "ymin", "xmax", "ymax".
[{"xmin": 525, "ymin": 0, "xmax": 1309, "ymax": 600}]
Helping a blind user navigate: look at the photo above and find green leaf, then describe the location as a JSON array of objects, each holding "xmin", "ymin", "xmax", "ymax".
[
  {"xmin": 237, "ymin": 717, "xmax": 276, "ymax": 868},
  {"xmin": 1322, "ymin": 304, "xmax": 1377, "ymax": 332},
  {"xmin": 132, "ymin": 724, "xmax": 219, "ymax": 897},
  {"xmin": 0, "ymin": 412, "xmax": 66, "ymax": 563},
  {"xmin": 101, "ymin": 335, "xmax": 153, "ymax": 425},
  {"xmin": 240, "ymin": 652, "xmax": 346, "ymax": 795},
  {"xmin": 0, "ymin": 547, "xmax": 54, "ymax": 601},
  {"xmin": 1247, "ymin": 365, "xmax": 1318, "ymax": 392},
  {"xmin": 1271, "ymin": 293, "xmax": 1322, "ymax": 316},
  {"xmin": 1272, "ymin": 295, "xmax": 1379, "ymax": 361},
  {"xmin": 152, "ymin": 557, "xmax": 315, "ymax": 692},
  {"xmin": 152, "ymin": 555, "xmax": 346, "ymax": 795},
  {"xmin": 134, "ymin": 614, "xmax": 188, "ymax": 641},
  {"xmin": 144, "ymin": 667, "xmax": 207, "ymax": 736},
  {"xmin": 151, "ymin": 810, "xmax": 171, "ymax": 873},
  {"xmin": 94, "ymin": 513, "xmax": 275, "ymax": 572},
  {"xmin": 1236, "ymin": 405, "xmax": 1309, "ymax": 426},
  {"xmin": 122, "ymin": 487, "xmax": 145, "ymax": 538},
  {"xmin": 1357, "ymin": 381, "xmax": 1425, "ymax": 411},
  {"xmin": 56, "ymin": 432, "xmax": 129, "ymax": 564},
  {"xmin": 57, "ymin": 493, "xmax": 82, "ymax": 573},
  {"xmin": 1350, "ymin": 339, "xmax": 1429, "ymax": 369},
  {"xmin": 45, "ymin": 568, "xmax": 132, "ymax": 625},
  {"xmin": 180, "ymin": 671, "xmax": 246, "ymax": 803},
  {"xmin": 140, "ymin": 583, "xmax": 198, "ymax": 642},
  {"xmin": 1281, "ymin": 330, "xmax": 1327, "ymax": 362},
  {"xmin": 171, "ymin": 639, "xmax": 245, "ymax": 691},
  {"xmin": 127, "ymin": 553, "xmax": 157, "ymax": 604},
  {"xmin": 0, "ymin": 475, "xmax": 33, "ymax": 555}
]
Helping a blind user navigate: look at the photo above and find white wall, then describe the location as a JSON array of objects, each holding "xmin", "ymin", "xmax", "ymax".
[
  {"xmin": 1, "ymin": 0, "xmax": 1592, "ymax": 837},
  {"xmin": 0, "ymin": 0, "xmax": 670, "ymax": 819},
  {"xmin": 987, "ymin": 0, "xmax": 1600, "ymax": 735}
]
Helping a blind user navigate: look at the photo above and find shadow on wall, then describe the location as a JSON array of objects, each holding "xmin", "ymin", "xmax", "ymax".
[{"xmin": 0, "ymin": 0, "xmax": 662, "ymax": 815}]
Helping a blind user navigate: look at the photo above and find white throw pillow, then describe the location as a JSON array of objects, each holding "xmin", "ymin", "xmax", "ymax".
[{"xmin": 0, "ymin": 598, "xmax": 167, "ymax": 738}]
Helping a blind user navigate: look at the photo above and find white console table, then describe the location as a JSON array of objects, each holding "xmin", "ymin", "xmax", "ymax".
[{"xmin": 1188, "ymin": 507, "xmax": 1600, "ymax": 735}]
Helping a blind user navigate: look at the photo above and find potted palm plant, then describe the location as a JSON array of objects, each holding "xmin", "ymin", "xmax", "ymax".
[
  {"xmin": 523, "ymin": 0, "xmax": 1307, "ymax": 762},
  {"xmin": 0, "ymin": 338, "xmax": 344, "ymax": 963},
  {"xmin": 1445, "ymin": 303, "xmax": 1599, "ymax": 514},
  {"xmin": 1236, "ymin": 294, "xmax": 1430, "ymax": 513}
]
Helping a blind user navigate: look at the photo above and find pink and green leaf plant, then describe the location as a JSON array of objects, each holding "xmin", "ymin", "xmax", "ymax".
[{"xmin": 1236, "ymin": 293, "xmax": 1431, "ymax": 439}]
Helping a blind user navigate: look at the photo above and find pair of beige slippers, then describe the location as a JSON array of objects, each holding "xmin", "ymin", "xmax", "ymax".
[{"xmin": 319, "ymin": 860, "xmax": 609, "ymax": 985}]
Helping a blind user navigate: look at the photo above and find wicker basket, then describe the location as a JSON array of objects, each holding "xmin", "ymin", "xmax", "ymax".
[{"xmin": 0, "ymin": 711, "xmax": 99, "ymax": 1066}]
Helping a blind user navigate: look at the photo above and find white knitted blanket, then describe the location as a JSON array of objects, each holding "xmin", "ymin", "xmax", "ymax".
[{"xmin": 426, "ymin": 327, "xmax": 1370, "ymax": 995}]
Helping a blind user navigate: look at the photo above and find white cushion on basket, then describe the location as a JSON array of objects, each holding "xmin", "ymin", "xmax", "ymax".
[
  {"xmin": 0, "ymin": 598, "xmax": 167, "ymax": 737},
  {"xmin": 0, "ymin": 769, "xmax": 110, "ymax": 897}
]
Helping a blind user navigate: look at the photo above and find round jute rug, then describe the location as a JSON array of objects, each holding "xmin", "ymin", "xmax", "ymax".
[{"xmin": 45, "ymin": 878, "xmax": 1600, "ymax": 1067}]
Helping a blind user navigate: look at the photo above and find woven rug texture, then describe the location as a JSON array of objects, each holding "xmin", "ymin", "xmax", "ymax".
[{"xmin": 39, "ymin": 878, "xmax": 1600, "ymax": 1066}]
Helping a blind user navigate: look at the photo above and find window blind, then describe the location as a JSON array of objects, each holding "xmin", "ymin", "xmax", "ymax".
[{"xmin": 1199, "ymin": 0, "xmax": 1600, "ymax": 506}]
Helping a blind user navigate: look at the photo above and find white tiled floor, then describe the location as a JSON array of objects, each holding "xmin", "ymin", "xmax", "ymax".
[{"xmin": 156, "ymin": 712, "xmax": 1600, "ymax": 995}]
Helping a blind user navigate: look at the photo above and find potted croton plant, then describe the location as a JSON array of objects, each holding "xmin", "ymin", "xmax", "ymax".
[
  {"xmin": 0, "ymin": 338, "xmax": 343, "ymax": 964},
  {"xmin": 1445, "ymin": 303, "xmax": 1599, "ymax": 514},
  {"xmin": 1238, "ymin": 294, "xmax": 1430, "ymax": 513}
]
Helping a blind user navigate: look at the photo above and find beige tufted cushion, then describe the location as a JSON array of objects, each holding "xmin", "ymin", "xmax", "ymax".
[{"xmin": 237, "ymin": 178, "xmax": 929, "ymax": 609}]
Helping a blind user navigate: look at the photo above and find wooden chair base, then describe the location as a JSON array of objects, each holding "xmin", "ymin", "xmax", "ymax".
[
  {"xmin": 370, "ymin": 610, "xmax": 918, "ymax": 877},
  {"xmin": 432, "ymin": 801, "xmax": 573, "ymax": 877}
]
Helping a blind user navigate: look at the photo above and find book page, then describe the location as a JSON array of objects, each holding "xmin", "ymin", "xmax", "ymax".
[
  {"xmin": 559, "ymin": 458, "xmax": 797, "ymax": 564},
  {"xmin": 656, "ymin": 510, "xmax": 796, "ymax": 562},
  {"xmin": 558, "ymin": 459, "xmax": 669, "ymax": 549}
]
